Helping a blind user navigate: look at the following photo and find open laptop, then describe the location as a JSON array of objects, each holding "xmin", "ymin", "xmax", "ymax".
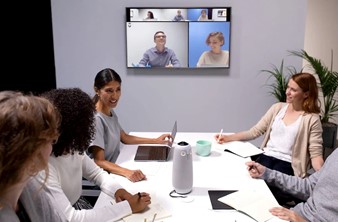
[{"xmin": 134, "ymin": 121, "xmax": 177, "ymax": 161}]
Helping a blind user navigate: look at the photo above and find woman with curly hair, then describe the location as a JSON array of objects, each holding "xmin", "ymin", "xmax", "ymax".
[
  {"xmin": 0, "ymin": 91, "xmax": 64, "ymax": 222},
  {"xmin": 37, "ymin": 88, "xmax": 151, "ymax": 222}
]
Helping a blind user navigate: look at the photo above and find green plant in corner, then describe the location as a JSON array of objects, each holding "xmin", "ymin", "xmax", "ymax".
[
  {"xmin": 261, "ymin": 59, "xmax": 297, "ymax": 102},
  {"xmin": 289, "ymin": 49, "xmax": 338, "ymax": 124}
]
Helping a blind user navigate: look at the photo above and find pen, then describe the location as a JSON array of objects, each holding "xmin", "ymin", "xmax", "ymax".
[
  {"xmin": 218, "ymin": 129, "xmax": 223, "ymax": 142},
  {"xmin": 249, "ymin": 156, "xmax": 260, "ymax": 171},
  {"xmin": 151, "ymin": 213, "xmax": 157, "ymax": 222},
  {"xmin": 138, "ymin": 192, "xmax": 142, "ymax": 199}
]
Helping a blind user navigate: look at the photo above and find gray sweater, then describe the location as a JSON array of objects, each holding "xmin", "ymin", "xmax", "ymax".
[{"xmin": 262, "ymin": 148, "xmax": 338, "ymax": 221}]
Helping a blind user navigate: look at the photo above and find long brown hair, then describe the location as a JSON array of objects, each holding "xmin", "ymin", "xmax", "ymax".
[{"xmin": 292, "ymin": 72, "xmax": 320, "ymax": 113}]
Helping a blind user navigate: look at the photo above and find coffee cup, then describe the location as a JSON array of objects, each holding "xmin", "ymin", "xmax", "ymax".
[{"xmin": 196, "ymin": 140, "xmax": 212, "ymax": 156}]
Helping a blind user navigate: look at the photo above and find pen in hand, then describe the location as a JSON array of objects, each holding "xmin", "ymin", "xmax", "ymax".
[
  {"xmin": 218, "ymin": 129, "xmax": 223, "ymax": 142},
  {"xmin": 138, "ymin": 192, "xmax": 142, "ymax": 199}
]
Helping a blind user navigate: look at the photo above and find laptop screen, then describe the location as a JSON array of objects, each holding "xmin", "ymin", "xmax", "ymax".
[{"xmin": 168, "ymin": 121, "xmax": 177, "ymax": 147}]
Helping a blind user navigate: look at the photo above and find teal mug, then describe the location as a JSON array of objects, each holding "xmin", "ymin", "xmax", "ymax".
[{"xmin": 196, "ymin": 140, "xmax": 212, "ymax": 156}]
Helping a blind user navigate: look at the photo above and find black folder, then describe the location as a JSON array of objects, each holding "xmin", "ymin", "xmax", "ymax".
[{"xmin": 208, "ymin": 190, "xmax": 237, "ymax": 210}]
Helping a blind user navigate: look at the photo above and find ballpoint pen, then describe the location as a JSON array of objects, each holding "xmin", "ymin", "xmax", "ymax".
[
  {"xmin": 138, "ymin": 192, "xmax": 142, "ymax": 199},
  {"xmin": 151, "ymin": 213, "xmax": 157, "ymax": 222},
  {"xmin": 218, "ymin": 129, "xmax": 223, "ymax": 142}
]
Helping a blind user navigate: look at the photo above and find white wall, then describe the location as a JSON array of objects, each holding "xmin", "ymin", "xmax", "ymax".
[
  {"xmin": 304, "ymin": 0, "xmax": 338, "ymax": 128},
  {"xmin": 51, "ymin": 0, "xmax": 307, "ymax": 146}
]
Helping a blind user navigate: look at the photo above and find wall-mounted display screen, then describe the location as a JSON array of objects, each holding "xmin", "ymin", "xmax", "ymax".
[{"xmin": 126, "ymin": 7, "xmax": 231, "ymax": 69}]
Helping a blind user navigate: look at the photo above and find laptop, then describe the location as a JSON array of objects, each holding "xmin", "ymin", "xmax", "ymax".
[{"xmin": 134, "ymin": 121, "xmax": 177, "ymax": 161}]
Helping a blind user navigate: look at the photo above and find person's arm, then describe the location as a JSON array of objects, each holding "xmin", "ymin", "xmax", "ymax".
[
  {"xmin": 90, "ymin": 146, "xmax": 146, "ymax": 182},
  {"xmin": 138, "ymin": 50, "xmax": 150, "ymax": 67},
  {"xmin": 262, "ymin": 166, "xmax": 317, "ymax": 201},
  {"xmin": 269, "ymin": 207, "xmax": 307, "ymax": 222},
  {"xmin": 307, "ymin": 115, "xmax": 324, "ymax": 171},
  {"xmin": 120, "ymin": 130, "xmax": 171, "ymax": 145},
  {"xmin": 169, "ymin": 51, "xmax": 180, "ymax": 67},
  {"xmin": 215, "ymin": 103, "xmax": 283, "ymax": 144},
  {"xmin": 197, "ymin": 52, "xmax": 206, "ymax": 67},
  {"xmin": 311, "ymin": 155, "xmax": 324, "ymax": 171},
  {"xmin": 38, "ymin": 161, "xmax": 132, "ymax": 222}
]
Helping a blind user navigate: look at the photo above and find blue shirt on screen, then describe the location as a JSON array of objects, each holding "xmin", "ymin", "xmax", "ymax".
[{"xmin": 138, "ymin": 47, "xmax": 180, "ymax": 67}]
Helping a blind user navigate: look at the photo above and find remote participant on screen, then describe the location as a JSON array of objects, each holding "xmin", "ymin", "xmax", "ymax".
[
  {"xmin": 197, "ymin": 32, "xmax": 229, "ymax": 67},
  {"xmin": 138, "ymin": 31, "xmax": 181, "ymax": 68},
  {"xmin": 172, "ymin": 10, "xmax": 185, "ymax": 21}
]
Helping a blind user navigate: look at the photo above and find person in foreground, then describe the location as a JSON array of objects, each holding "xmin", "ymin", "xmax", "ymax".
[
  {"xmin": 89, "ymin": 68, "xmax": 171, "ymax": 182},
  {"xmin": 197, "ymin": 31, "xmax": 229, "ymax": 67},
  {"xmin": 138, "ymin": 31, "xmax": 180, "ymax": 67},
  {"xmin": 246, "ymin": 148, "xmax": 338, "ymax": 222},
  {"xmin": 215, "ymin": 73, "xmax": 324, "ymax": 205},
  {"xmin": 0, "ymin": 91, "xmax": 65, "ymax": 222},
  {"xmin": 38, "ymin": 88, "xmax": 151, "ymax": 222}
]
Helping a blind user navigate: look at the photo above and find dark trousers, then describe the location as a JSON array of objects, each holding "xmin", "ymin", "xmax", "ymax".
[{"xmin": 256, "ymin": 154, "xmax": 300, "ymax": 207}]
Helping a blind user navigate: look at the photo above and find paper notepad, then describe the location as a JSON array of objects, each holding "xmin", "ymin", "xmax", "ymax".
[
  {"xmin": 223, "ymin": 141, "xmax": 264, "ymax": 158},
  {"xmin": 122, "ymin": 202, "xmax": 171, "ymax": 222},
  {"xmin": 218, "ymin": 189, "xmax": 280, "ymax": 222}
]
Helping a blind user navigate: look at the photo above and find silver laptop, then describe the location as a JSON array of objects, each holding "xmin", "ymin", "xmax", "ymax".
[{"xmin": 134, "ymin": 121, "xmax": 177, "ymax": 161}]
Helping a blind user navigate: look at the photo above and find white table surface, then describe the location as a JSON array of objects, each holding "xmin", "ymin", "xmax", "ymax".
[{"xmin": 95, "ymin": 132, "xmax": 284, "ymax": 222}]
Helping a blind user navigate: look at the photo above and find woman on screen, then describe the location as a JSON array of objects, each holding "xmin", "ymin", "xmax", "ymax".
[
  {"xmin": 198, "ymin": 9, "xmax": 208, "ymax": 21},
  {"xmin": 145, "ymin": 11, "xmax": 154, "ymax": 20},
  {"xmin": 197, "ymin": 32, "xmax": 229, "ymax": 67},
  {"xmin": 89, "ymin": 68, "xmax": 171, "ymax": 182}
]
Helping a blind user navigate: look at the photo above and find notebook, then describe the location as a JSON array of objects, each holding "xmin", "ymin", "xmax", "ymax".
[
  {"xmin": 208, "ymin": 190, "xmax": 237, "ymax": 210},
  {"xmin": 134, "ymin": 121, "xmax": 177, "ymax": 161}
]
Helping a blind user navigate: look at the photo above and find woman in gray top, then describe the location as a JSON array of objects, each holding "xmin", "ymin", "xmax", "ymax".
[
  {"xmin": 89, "ymin": 68, "xmax": 171, "ymax": 182},
  {"xmin": 246, "ymin": 148, "xmax": 338, "ymax": 221}
]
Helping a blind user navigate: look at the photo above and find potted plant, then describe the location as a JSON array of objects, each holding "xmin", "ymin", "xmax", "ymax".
[
  {"xmin": 261, "ymin": 60, "xmax": 297, "ymax": 102},
  {"xmin": 289, "ymin": 49, "xmax": 338, "ymax": 157}
]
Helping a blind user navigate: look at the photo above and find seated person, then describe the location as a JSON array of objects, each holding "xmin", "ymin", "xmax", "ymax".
[
  {"xmin": 197, "ymin": 31, "xmax": 229, "ymax": 67},
  {"xmin": 0, "ymin": 91, "xmax": 65, "ymax": 222},
  {"xmin": 145, "ymin": 11, "xmax": 154, "ymax": 19},
  {"xmin": 172, "ymin": 10, "xmax": 185, "ymax": 21},
  {"xmin": 215, "ymin": 73, "xmax": 324, "ymax": 205},
  {"xmin": 198, "ymin": 9, "xmax": 208, "ymax": 21},
  {"xmin": 246, "ymin": 148, "xmax": 338, "ymax": 222},
  {"xmin": 38, "ymin": 88, "xmax": 151, "ymax": 222},
  {"xmin": 89, "ymin": 68, "xmax": 171, "ymax": 182},
  {"xmin": 138, "ymin": 31, "xmax": 180, "ymax": 67}
]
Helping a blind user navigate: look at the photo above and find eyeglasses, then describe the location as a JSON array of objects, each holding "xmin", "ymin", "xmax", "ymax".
[{"xmin": 155, "ymin": 35, "xmax": 166, "ymax": 39}]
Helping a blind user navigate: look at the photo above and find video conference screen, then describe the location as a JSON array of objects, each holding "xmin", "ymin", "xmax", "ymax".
[{"xmin": 125, "ymin": 7, "xmax": 231, "ymax": 69}]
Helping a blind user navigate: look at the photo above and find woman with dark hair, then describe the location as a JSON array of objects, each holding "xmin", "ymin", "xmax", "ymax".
[
  {"xmin": 146, "ymin": 11, "xmax": 154, "ymax": 19},
  {"xmin": 0, "ymin": 91, "xmax": 64, "ymax": 222},
  {"xmin": 215, "ymin": 73, "xmax": 324, "ymax": 205},
  {"xmin": 89, "ymin": 68, "xmax": 171, "ymax": 182},
  {"xmin": 38, "ymin": 88, "xmax": 151, "ymax": 222}
]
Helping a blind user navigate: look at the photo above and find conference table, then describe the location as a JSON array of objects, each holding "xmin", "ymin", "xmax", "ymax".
[{"xmin": 95, "ymin": 132, "xmax": 284, "ymax": 222}]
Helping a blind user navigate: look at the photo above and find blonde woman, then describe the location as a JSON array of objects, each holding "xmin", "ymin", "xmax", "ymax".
[{"xmin": 197, "ymin": 32, "xmax": 229, "ymax": 67}]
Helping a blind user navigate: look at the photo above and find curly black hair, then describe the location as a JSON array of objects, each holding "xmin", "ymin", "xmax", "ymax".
[{"xmin": 41, "ymin": 88, "xmax": 96, "ymax": 157}]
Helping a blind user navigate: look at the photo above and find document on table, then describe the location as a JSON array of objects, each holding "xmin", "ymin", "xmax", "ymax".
[
  {"xmin": 222, "ymin": 141, "xmax": 264, "ymax": 158},
  {"xmin": 122, "ymin": 202, "xmax": 171, "ymax": 222},
  {"xmin": 218, "ymin": 189, "xmax": 280, "ymax": 222}
]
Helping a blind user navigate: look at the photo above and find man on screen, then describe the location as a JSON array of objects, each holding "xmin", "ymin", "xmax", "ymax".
[{"xmin": 138, "ymin": 31, "xmax": 180, "ymax": 68}]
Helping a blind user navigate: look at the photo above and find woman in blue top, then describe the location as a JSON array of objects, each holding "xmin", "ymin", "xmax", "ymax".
[{"xmin": 89, "ymin": 68, "xmax": 171, "ymax": 182}]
